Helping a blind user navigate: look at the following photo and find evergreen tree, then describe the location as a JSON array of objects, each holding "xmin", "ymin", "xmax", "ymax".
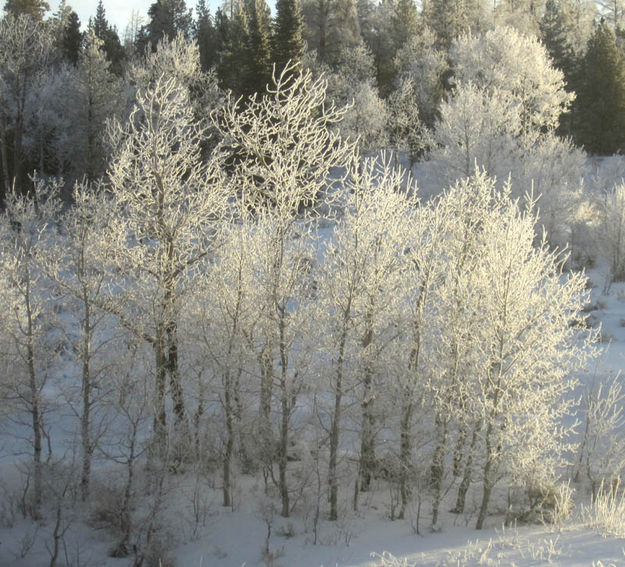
[
  {"xmin": 217, "ymin": 0, "xmax": 249, "ymax": 94},
  {"xmin": 574, "ymin": 22, "xmax": 625, "ymax": 154},
  {"xmin": 370, "ymin": 0, "xmax": 419, "ymax": 97},
  {"xmin": 540, "ymin": 0, "xmax": 578, "ymax": 135},
  {"xmin": 360, "ymin": 0, "xmax": 395, "ymax": 97},
  {"xmin": 62, "ymin": 11, "xmax": 82, "ymax": 65},
  {"xmin": 391, "ymin": 0, "xmax": 419, "ymax": 51},
  {"xmin": 195, "ymin": 0, "xmax": 218, "ymax": 70},
  {"xmin": 301, "ymin": 0, "xmax": 331, "ymax": 61},
  {"xmin": 302, "ymin": 0, "xmax": 362, "ymax": 66},
  {"xmin": 51, "ymin": 0, "xmax": 82, "ymax": 65},
  {"xmin": 89, "ymin": 1, "xmax": 125, "ymax": 73},
  {"xmin": 146, "ymin": 0, "xmax": 193, "ymax": 47},
  {"xmin": 326, "ymin": 0, "xmax": 361, "ymax": 63},
  {"xmin": 3, "ymin": 0, "xmax": 49, "ymax": 20},
  {"xmin": 425, "ymin": 0, "xmax": 467, "ymax": 50},
  {"xmin": 272, "ymin": 0, "xmax": 305, "ymax": 75},
  {"xmin": 78, "ymin": 29, "xmax": 123, "ymax": 179},
  {"xmin": 540, "ymin": 0, "xmax": 577, "ymax": 79},
  {"xmin": 214, "ymin": 5, "xmax": 230, "ymax": 55},
  {"xmin": 244, "ymin": 0, "xmax": 272, "ymax": 95},
  {"xmin": 91, "ymin": 0, "xmax": 108, "ymax": 38}
]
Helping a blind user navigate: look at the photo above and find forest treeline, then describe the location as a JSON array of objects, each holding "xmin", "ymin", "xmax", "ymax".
[{"xmin": 3, "ymin": 0, "xmax": 625, "ymax": 203}]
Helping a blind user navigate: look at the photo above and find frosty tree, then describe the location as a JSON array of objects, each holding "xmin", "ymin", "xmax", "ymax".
[
  {"xmin": 576, "ymin": 373, "xmax": 625, "ymax": 497},
  {"xmin": 429, "ymin": 82, "xmax": 522, "ymax": 189},
  {"xmin": 305, "ymin": 45, "xmax": 389, "ymax": 153},
  {"xmin": 428, "ymin": 25, "xmax": 584, "ymax": 247},
  {"xmin": 392, "ymin": 28, "xmax": 447, "ymax": 128},
  {"xmin": 189, "ymin": 220, "xmax": 259, "ymax": 507},
  {"xmin": 50, "ymin": 182, "xmax": 116, "ymax": 501},
  {"xmin": 105, "ymin": 73, "xmax": 229, "ymax": 453},
  {"xmin": 598, "ymin": 183, "xmax": 625, "ymax": 282},
  {"xmin": 450, "ymin": 25, "xmax": 573, "ymax": 132},
  {"xmin": 426, "ymin": 175, "xmax": 495, "ymax": 526},
  {"xmin": 216, "ymin": 62, "xmax": 354, "ymax": 517},
  {"xmin": 128, "ymin": 32, "xmax": 223, "ymax": 125},
  {"xmin": 0, "ymin": 179, "xmax": 60, "ymax": 518},
  {"xmin": 387, "ymin": 77, "xmax": 432, "ymax": 167},
  {"xmin": 448, "ymin": 173, "xmax": 596, "ymax": 529},
  {"xmin": 317, "ymin": 155, "xmax": 420, "ymax": 520},
  {"xmin": 216, "ymin": 61, "xmax": 354, "ymax": 215}
]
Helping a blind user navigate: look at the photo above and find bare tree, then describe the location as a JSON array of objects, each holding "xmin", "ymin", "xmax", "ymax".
[
  {"xmin": 189, "ymin": 220, "xmax": 260, "ymax": 507},
  {"xmin": 426, "ymin": 174, "xmax": 492, "ymax": 527},
  {"xmin": 105, "ymin": 73, "xmax": 229, "ymax": 453},
  {"xmin": 49, "ymin": 182, "xmax": 117, "ymax": 501},
  {"xmin": 0, "ymin": 179, "xmax": 60, "ymax": 518},
  {"xmin": 598, "ymin": 183, "xmax": 625, "ymax": 283},
  {"xmin": 215, "ymin": 62, "xmax": 354, "ymax": 517},
  {"xmin": 452, "ymin": 173, "xmax": 597, "ymax": 529},
  {"xmin": 97, "ymin": 340, "xmax": 154, "ymax": 558},
  {"xmin": 317, "ymin": 155, "xmax": 435, "ymax": 520}
]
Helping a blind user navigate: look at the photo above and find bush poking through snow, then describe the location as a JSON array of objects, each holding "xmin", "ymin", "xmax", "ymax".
[
  {"xmin": 371, "ymin": 551, "xmax": 417, "ymax": 567},
  {"xmin": 583, "ymin": 480, "xmax": 625, "ymax": 538}
]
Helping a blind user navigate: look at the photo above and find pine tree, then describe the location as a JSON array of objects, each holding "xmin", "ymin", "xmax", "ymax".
[
  {"xmin": 540, "ymin": 0, "xmax": 577, "ymax": 80},
  {"xmin": 217, "ymin": 0, "xmax": 249, "ymax": 94},
  {"xmin": 214, "ymin": 6, "xmax": 229, "ymax": 48},
  {"xmin": 391, "ymin": 0, "xmax": 419, "ymax": 51},
  {"xmin": 50, "ymin": 0, "xmax": 82, "ymax": 65},
  {"xmin": 425, "ymin": 0, "xmax": 469, "ymax": 50},
  {"xmin": 77, "ymin": 29, "xmax": 123, "ymax": 179},
  {"xmin": 574, "ymin": 22, "xmax": 625, "ymax": 154},
  {"xmin": 371, "ymin": 0, "xmax": 419, "ymax": 97},
  {"xmin": 62, "ymin": 11, "xmax": 82, "ymax": 65},
  {"xmin": 326, "ymin": 0, "xmax": 361, "ymax": 63},
  {"xmin": 540, "ymin": 0, "xmax": 579, "ymax": 135},
  {"xmin": 3, "ymin": 0, "xmax": 49, "ymax": 20},
  {"xmin": 301, "ymin": 0, "xmax": 331, "ymax": 61},
  {"xmin": 195, "ymin": 0, "xmax": 218, "ymax": 71},
  {"xmin": 301, "ymin": 0, "xmax": 361, "ymax": 66},
  {"xmin": 272, "ymin": 0, "xmax": 305, "ymax": 75},
  {"xmin": 357, "ymin": 0, "xmax": 395, "ymax": 97},
  {"xmin": 146, "ymin": 0, "xmax": 193, "ymax": 47},
  {"xmin": 89, "ymin": 1, "xmax": 125, "ymax": 73},
  {"xmin": 244, "ymin": 0, "xmax": 272, "ymax": 95},
  {"xmin": 91, "ymin": 0, "xmax": 108, "ymax": 38}
]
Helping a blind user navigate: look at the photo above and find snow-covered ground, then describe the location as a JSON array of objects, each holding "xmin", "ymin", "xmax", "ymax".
[{"xmin": 2, "ymin": 476, "xmax": 625, "ymax": 566}]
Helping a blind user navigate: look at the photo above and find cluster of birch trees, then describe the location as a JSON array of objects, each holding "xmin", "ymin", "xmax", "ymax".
[{"xmin": 0, "ymin": 44, "xmax": 597, "ymax": 553}]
